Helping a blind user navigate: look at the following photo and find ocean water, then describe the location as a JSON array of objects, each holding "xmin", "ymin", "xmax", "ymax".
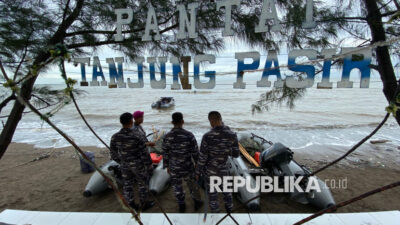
[{"xmin": 2, "ymin": 74, "xmax": 400, "ymax": 160}]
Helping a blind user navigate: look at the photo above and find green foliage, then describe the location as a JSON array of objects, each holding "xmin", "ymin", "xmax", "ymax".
[
  {"xmin": 252, "ymin": 82, "xmax": 307, "ymax": 113},
  {"xmin": 30, "ymin": 86, "xmax": 85, "ymax": 108},
  {"xmin": 387, "ymin": 10, "xmax": 400, "ymax": 24},
  {"xmin": 49, "ymin": 44, "xmax": 71, "ymax": 60},
  {"xmin": 2, "ymin": 80, "xmax": 16, "ymax": 88},
  {"xmin": 0, "ymin": 0, "xmax": 353, "ymax": 68},
  {"xmin": 1, "ymin": 0, "xmax": 399, "ymax": 115},
  {"xmin": 386, "ymin": 102, "xmax": 398, "ymax": 116}
]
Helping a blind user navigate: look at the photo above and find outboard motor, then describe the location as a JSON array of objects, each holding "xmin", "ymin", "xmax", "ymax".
[
  {"xmin": 260, "ymin": 142, "xmax": 336, "ymax": 209},
  {"xmin": 260, "ymin": 142, "xmax": 293, "ymax": 168},
  {"xmin": 108, "ymin": 164, "xmax": 122, "ymax": 180}
]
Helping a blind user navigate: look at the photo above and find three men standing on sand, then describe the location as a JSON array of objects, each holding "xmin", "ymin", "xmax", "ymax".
[{"xmin": 110, "ymin": 110, "xmax": 239, "ymax": 213}]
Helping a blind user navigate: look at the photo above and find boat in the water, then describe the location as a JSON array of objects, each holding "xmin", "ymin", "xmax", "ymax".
[{"xmin": 151, "ymin": 97, "xmax": 175, "ymax": 109}]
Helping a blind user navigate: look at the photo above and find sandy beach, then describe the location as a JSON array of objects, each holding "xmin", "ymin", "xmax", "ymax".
[{"xmin": 0, "ymin": 142, "xmax": 399, "ymax": 214}]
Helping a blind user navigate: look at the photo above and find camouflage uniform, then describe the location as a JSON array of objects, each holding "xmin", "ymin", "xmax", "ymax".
[
  {"xmin": 195, "ymin": 125, "xmax": 240, "ymax": 212},
  {"xmin": 109, "ymin": 141, "xmax": 121, "ymax": 164},
  {"xmin": 110, "ymin": 128, "xmax": 153, "ymax": 205},
  {"xmin": 162, "ymin": 128, "xmax": 201, "ymax": 205},
  {"xmin": 133, "ymin": 124, "xmax": 149, "ymax": 142}
]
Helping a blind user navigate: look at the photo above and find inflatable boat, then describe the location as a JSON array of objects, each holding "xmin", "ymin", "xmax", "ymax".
[
  {"xmin": 238, "ymin": 133, "xmax": 336, "ymax": 210},
  {"xmin": 83, "ymin": 131, "xmax": 169, "ymax": 197},
  {"xmin": 227, "ymin": 156, "xmax": 261, "ymax": 211},
  {"xmin": 83, "ymin": 160, "xmax": 120, "ymax": 197},
  {"xmin": 151, "ymin": 97, "xmax": 175, "ymax": 109},
  {"xmin": 83, "ymin": 156, "xmax": 170, "ymax": 197}
]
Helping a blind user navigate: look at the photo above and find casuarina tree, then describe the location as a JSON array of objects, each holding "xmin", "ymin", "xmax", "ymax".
[{"xmin": 0, "ymin": 0, "xmax": 399, "ymax": 160}]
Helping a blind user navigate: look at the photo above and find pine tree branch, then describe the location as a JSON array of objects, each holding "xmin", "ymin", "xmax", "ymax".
[
  {"xmin": 66, "ymin": 21, "xmax": 179, "ymax": 49},
  {"xmin": 0, "ymin": 95, "xmax": 16, "ymax": 114},
  {"xmin": 337, "ymin": 23, "xmax": 370, "ymax": 41},
  {"xmin": 316, "ymin": 16, "xmax": 367, "ymax": 22},
  {"xmin": 377, "ymin": 0, "xmax": 395, "ymax": 10},
  {"xmin": 31, "ymin": 94, "xmax": 51, "ymax": 106},
  {"xmin": 13, "ymin": 47, "xmax": 28, "ymax": 82},
  {"xmin": 62, "ymin": 0, "xmax": 71, "ymax": 22},
  {"xmin": 0, "ymin": 101, "xmax": 62, "ymax": 119},
  {"xmin": 370, "ymin": 64, "xmax": 379, "ymax": 71},
  {"xmin": 65, "ymin": 13, "xmax": 175, "ymax": 37},
  {"xmin": 381, "ymin": 10, "xmax": 399, "ymax": 17},
  {"xmin": 394, "ymin": 0, "xmax": 400, "ymax": 10}
]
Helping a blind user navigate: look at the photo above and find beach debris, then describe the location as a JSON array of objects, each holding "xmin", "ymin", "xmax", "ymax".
[
  {"xmin": 370, "ymin": 139, "xmax": 391, "ymax": 144},
  {"xmin": 14, "ymin": 153, "xmax": 51, "ymax": 168}
]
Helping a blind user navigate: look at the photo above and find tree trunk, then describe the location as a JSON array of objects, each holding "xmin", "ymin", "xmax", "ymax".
[
  {"xmin": 364, "ymin": 0, "xmax": 400, "ymax": 125},
  {"xmin": 0, "ymin": 54, "xmax": 49, "ymax": 159},
  {"xmin": 0, "ymin": 0, "xmax": 84, "ymax": 160}
]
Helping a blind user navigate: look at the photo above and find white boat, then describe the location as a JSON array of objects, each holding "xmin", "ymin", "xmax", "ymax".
[{"xmin": 151, "ymin": 97, "xmax": 175, "ymax": 109}]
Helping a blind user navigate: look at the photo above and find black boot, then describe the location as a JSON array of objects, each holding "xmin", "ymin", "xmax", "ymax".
[
  {"xmin": 194, "ymin": 200, "xmax": 203, "ymax": 211},
  {"xmin": 211, "ymin": 208, "xmax": 221, "ymax": 213},
  {"xmin": 178, "ymin": 203, "xmax": 186, "ymax": 213},
  {"xmin": 129, "ymin": 201, "xmax": 139, "ymax": 210},
  {"xmin": 141, "ymin": 200, "xmax": 155, "ymax": 211},
  {"xmin": 225, "ymin": 206, "xmax": 232, "ymax": 214}
]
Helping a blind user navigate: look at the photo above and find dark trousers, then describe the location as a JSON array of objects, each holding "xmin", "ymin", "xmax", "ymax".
[
  {"xmin": 121, "ymin": 166, "xmax": 150, "ymax": 205},
  {"xmin": 170, "ymin": 172, "xmax": 201, "ymax": 205}
]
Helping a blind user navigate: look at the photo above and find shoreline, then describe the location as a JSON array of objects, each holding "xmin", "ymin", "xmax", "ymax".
[{"xmin": 0, "ymin": 142, "xmax": 399, "ymax": 213}]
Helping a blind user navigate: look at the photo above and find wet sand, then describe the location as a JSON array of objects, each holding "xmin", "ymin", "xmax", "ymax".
[{"xmin": 0, "ymin": 143, "xmax": 399, "ymax": 214}]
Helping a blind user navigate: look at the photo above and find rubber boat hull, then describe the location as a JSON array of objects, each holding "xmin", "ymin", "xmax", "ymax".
[
  {"xmin": 237, "ymin": 133, "xmax": 335, "ymax": 210},
  {"xmin": 228, "ymin": 156, "xmax": 261, "ymax": 211},
  {"xmin": 149, "ymin": 159, "xmax": 171, "ymax": 195},
  {"xmin": 261, "ymin": 142, "xmax": 336, "ymax": 209},
  {"xmin": 83, "ymin": 160, "xmax": 120, "ymax": 197},
  {"xmin": 151, "ymin": 99, "xmax": 175, "ymax": 109},
  {"xmin": 83, "ymin": 159, "xmax": 171, "ymax": 198}
]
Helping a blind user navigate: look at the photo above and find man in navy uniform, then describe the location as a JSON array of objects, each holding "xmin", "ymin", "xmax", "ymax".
[
  {"xmin": 132, "ymin": 110, "xmax": 155, "ymax": 147},
  {"xmin": 110, "ymin": 112, "xmax": 155, "ymax": 211},
  {"xmin": 162, "ymin": 112, "xmax": 203, "ymax": 212},
  {"xmin": 195, "ymin": 111, "xmax": 240, "ymax": 213}
]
